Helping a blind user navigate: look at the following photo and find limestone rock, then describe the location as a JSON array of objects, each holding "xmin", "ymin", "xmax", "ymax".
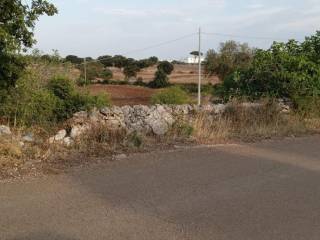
[
  {"xmin": 49, "ymin": 130, "xmax": 67, "ymax": 143},
  {"xmin": 145, "ymin": 105, "xmax": 175, "ymax": 135},
  {"xmin": 22, "ymin": 133, "xmax": 34, "ymax": 143},
  {"xmin": 0, "ymin": 125, "xmax": 11, "ymax": 136},
  {"xmin": 63, "ymin": 137, "xmax": 74, "ymax": 147},
  {"xmin": 213, "ymin": 104, "xmax": 227, "ymax": 114},
  {"xmin": 100, "ymin": 107, "xmax": 125, "ymax": 129},
  {"xmin": 70, "ymin": 124, "xmax": 90, "ymax": 139}
]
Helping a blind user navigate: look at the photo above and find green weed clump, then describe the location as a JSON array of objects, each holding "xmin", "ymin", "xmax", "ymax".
[{"xmin": 151, "ymin": 86, "xmax": 191, "ymax": 105}]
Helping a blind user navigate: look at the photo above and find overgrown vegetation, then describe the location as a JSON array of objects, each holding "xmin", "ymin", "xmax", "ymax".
[
  {"xmin": 192, "ymin": 100, "xmax": 312, "ymax": 143},
  {"xmin": 212, "ymin": 32, "xmax": 320, "ymax": 116},
  {"xmin": 0, "ymin": 71, "xmax": 110, "ymax": 126},
  {"xmin": 205, "ymin": 41, "xmax": 255, "ymax": 81}
]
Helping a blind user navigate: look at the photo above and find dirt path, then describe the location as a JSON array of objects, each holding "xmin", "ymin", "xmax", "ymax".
[{"xmin": 1, "ymin": 136, "xmax": 320, "ymax": 239}]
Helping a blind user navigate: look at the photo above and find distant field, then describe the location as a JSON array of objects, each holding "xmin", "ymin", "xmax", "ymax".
[
  {"xmin": 82, "ymin": 64, "xmax": 219, "ymax": 106},
  {"xmin": 110, "ymin": 64, "xmax": 219, "ymax": 84}
]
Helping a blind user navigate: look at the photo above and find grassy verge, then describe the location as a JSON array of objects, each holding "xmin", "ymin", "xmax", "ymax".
[{"xmin": 0, "ymin": 100, "xmax": 319, "ymax": 180}]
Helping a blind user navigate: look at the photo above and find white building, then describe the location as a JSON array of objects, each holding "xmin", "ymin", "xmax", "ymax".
[{"xmin": 184, "ymin": 56, "xmax": 205, "ymax": 64}]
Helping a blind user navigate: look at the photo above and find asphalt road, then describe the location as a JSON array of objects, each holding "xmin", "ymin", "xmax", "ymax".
[{"xmin": 1, "ymin": 136, "xmax": 320, "ymax": 240}]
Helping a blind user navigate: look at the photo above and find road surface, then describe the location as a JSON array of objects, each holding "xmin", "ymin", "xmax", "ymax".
[{"xmin": 1, "ymin": 136, "xmax": 320, "ymax": 240}]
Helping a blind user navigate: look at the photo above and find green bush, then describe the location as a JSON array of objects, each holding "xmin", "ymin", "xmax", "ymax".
[
  {"xmin": 0, "ymin": 71, "xmax": 59, "ymax": 126},
  {"xmin": 149, "ymin": 70, "xmax": 170, "ymax": 88},
  {"xmin": 151, "ymin": 86, "xmax": 190, "ymax": 105},
  {"xmin": 213, "ymin": 31, "xmax": 320, "ymax": 114},
  {"xmin": 133, "ymin": 77, "xmax": 147, "ymax": 87},
  {"xmin": 179, "ymin": 83, "xmax": 214, "ymax": 95},
  {"xmin": 157, "ymin": 61, "xmax": 174, "ymax": 75},
  {"xmin": 48, "ymin": 76, "xmax": 110, "ymax": 121}
]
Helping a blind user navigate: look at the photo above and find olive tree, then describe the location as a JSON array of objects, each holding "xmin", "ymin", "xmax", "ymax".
[{"xmin": 0, "ymin": 0, "xmax": 58, "ymax": 90}]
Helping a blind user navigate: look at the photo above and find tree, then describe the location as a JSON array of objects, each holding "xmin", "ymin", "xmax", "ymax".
[
  {"xmin": 157, "ymin": 61, "xmax": 174, "ymax": 75},
  {"xmin": 97, "ymin": 55, "xmax": 113, "ymax": 67},
  {"xmin": 148, "ymin": 56, "xmax": 159, "ymax": 66},
  {"xmin": 82, "ymin": 62, "xmax": 105, "ymax": 82},
  {"xmin": 66, "ymin": 55, "xmax": 83, "ymax": 65},
  {"xmin": 123, "ymin": 63, "xmax": 140, "ymax": 79},
  {"xmin": 149, "ymin": 70, "xmax": 170, "ymax": 88},
  {"xmin": 112, "ymin": 55, "xmax": 128, "ymax": 69},
  {"xmin": 204, "ymin": 40, "xmax": 255, "ymax": 81},
  {"xmin": 0, "ymin": 0, "xmax": 58, "ymax": 90}
]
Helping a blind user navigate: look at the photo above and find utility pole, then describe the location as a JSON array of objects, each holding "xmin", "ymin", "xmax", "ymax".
[
  {"xmin": 84, "ymin": 57, "xmax": 87, "ymax": 85},
  {"xmin": 198, "ymin": 27, "xmax": 202, "ymax": 106}
]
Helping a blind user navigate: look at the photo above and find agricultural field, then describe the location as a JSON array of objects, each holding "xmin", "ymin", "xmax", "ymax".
[
  {"xmin": 86, "ymin": 84, "xmax": 159, "ymax": 106},
  {"xmin": 110, "ymin": 64, "xmax": 219, "ymax": 84},
  {"xmin": 85, "ymin": 63, "xmax": 219, "ymax": 106}
]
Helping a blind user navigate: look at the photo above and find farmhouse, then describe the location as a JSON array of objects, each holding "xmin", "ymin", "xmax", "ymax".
[{"xmin": 184, "ymin": 56, "xmax": 205, "ymax": 64}]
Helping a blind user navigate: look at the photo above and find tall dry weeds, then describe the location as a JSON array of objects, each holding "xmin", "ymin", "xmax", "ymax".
[{"xmin": 192, "ymin": 100, "xmax": 311, "ymax": 143}]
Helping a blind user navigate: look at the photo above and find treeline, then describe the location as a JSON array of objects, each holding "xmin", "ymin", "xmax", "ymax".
[{"xmin": 65, "ymin": 55, "xmax": 159, "ymax": 82}]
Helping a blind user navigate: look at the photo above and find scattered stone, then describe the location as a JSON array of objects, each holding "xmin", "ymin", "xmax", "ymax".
[
  {"xmin": 0, "ymin": 125, "xmax": 11, "ymax": 136},
  {"xmin": 22, "ymin": 133, "xmax": 34, "ymax": 143},
  {"xmin": 49, "ymin": 129, "xmax": 67, "ymax": 143},
  {"xmin": 278, "ymin": 99, "xmax": 292, "ymax": 113},
  {"xmin": 63, "ymin": 137, "xmax": 74, "ymax": 147}
]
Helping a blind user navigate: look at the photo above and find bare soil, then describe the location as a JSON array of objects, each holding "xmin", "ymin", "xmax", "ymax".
[{"xmin": 86, "ymin": 85, "xmax": 159, "ymax": 106}]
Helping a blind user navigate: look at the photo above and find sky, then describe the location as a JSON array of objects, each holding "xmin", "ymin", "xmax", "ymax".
[{"xmin": 33, "ymin": 0, "xmax": 320, "ymax": 60}]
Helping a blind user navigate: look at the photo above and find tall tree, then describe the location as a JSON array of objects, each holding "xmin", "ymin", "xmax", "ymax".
[{"xmin": 0, "ymin": 0, "xmax": 58, "ymax": 89}]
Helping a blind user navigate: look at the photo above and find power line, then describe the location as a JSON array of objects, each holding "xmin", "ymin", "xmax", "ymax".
[
  {"xmin": 57, "ymin": 31, "xmax": 304, "ymax": 67},
  {"xmin": 203, "ymin": 32, "xmax": 303, "ymax": 41},
  {"xmin": 121, "ymin": 32, "xmax": 197, "ymax": 56},
  {"xmin": 77, "ymin": 32, "xmax": 197, "ymax": 65}
]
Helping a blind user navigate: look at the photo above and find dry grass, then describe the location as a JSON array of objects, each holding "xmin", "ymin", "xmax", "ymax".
[
  {"xmin": 1, "ymin": 100, "xmax": 319, "ymax": 180},
  {"xmin": 73, "ymin": 124, "xmax": 128, "ymax": 157},
  {"xmin": 191, "ymin": 101, "xmax": 314, "ymax": 144}
]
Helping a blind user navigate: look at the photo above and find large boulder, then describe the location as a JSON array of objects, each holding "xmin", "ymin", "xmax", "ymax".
[
  {"xmin": 145, "ymin": 105, "xmax": 175, "ymax": 135},
  {"xmin": 124, "ymin": 105, "xmax": 152, "ymax": 133}
]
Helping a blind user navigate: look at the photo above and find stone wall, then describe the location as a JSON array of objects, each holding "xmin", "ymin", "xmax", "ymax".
[
  {"xmin": 0, "ymin": 102, "xmax": 290, "ymax": 146},
  {"xmin": 49, "ymin": 104, "xmax": 227, "ymax": 145}
]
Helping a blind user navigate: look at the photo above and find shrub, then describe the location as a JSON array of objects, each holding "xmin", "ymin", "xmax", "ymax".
[
  {"xmin": 0, "ymin": 71, "xmax": 59, "ymax": 126},
  {"xmin": 48, "ymin": 76, "xmax": 110, "ymax": 120},
  {"xmin": 213, "ymin": 32, "xmax": 320, "ymax": 115},
  {"xmin": 149, "ymin": 70, "xmax": 170, "ymax": 88},
  {"xmin": 100, "ymin": 68, "xmax": 113, "ymax": 80},
  {"xmin": 151, "ymin": 86, "xmax": 190, "ymax": 105},
  {"xmin": 157, "ymin": 61, "xmax": 174, "ymax": 75},
  {"xmin": 133, "ymin": 77, "xmax": 147, "ymax": 86}
]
